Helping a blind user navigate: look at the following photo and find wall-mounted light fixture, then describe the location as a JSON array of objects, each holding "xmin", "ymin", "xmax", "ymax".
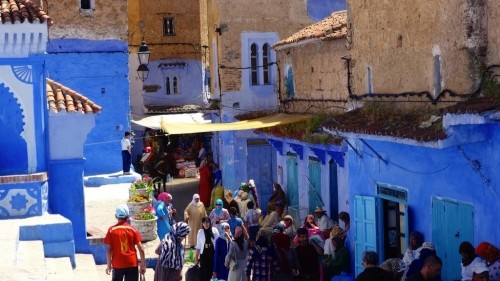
[
  {"xmin": 137, "ymin": 64, "xmax": 149, "ymax": 82},
  {"xmin": 137, "ymin": 41, "xmax": 150, "ymax": 82}
]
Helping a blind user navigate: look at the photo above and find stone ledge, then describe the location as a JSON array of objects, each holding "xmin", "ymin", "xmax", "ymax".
[{"xmin": 0, "ymin": 172, "xmax": 48, "ymax": 184}]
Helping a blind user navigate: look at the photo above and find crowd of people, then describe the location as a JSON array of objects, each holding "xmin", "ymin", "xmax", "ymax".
[{"xmin": 101, "ymin": 178, "xmax": 499, "ymax": 281}]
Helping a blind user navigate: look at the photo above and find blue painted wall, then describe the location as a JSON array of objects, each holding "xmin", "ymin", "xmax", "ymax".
[
  {"xmin": 48, "ymin": 158, "xmax": 87, "ymax": 252},
  {"xmin": 46, "ymin": 39, "xmax": 129, "ymax": 175},
  {"xmin": 307, "ymin": 0, "xmax": 346, "ymax": 21},
  {"xmin": 347, "ymin": 122, "xmax": 500, "ymax": 250}
]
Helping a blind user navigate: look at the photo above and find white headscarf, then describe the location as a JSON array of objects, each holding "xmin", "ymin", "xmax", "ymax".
[{"xmin": 191, "ymin": 194, "xmax": 203, "ymax": 207}]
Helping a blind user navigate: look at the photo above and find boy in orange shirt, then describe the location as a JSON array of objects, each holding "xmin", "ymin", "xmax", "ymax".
[{"xmin": 105, "ymin": 205, "xmax": 146, "ymax": 281}]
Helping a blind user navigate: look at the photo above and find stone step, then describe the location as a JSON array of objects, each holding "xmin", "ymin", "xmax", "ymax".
[
  {"xmin": 19, "ymin": 214, "xmax": 76, "ymax": 267},
  {"xmin": 46, "ymin": 257, "xmax": 74, "ymax": 281},
  {"xmin": 73, "ymin": 254, "xmax": 101, "ymax": 281},
  {"xmin": 15, "ymin": 240, "xmax": 46, "ymax": 280}
]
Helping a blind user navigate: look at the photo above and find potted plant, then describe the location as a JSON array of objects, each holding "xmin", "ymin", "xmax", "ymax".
[
  {"xmin": 129, "ymin": 175, "xmax": 155, "ymax": 199},
  {"xmin": 129, "ymin": 206, "xmax": 158, "ymax": 242}
]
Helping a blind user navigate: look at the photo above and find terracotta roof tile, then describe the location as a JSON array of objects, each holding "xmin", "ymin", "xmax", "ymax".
[
  {"xmin": 144, "ymin": 104, "xmax": 202, "ymax": 114},
  {"xmin": 273, "ymin": 10, "xmax": 347, "ymax": 48},
  {"xmin": 321, "ymin": 107, "xmax": 447, "ymax": 142},
  {"xmin": 322, "ymin": 97, "xmax": 500, "ymax": 142},
  {"xmin": 441, "ymin": 96, "xmax": 500, "ymax": 114},
  {"xmin": 46, "ymin": 78, "xmax": 101, "ymax": 114},
  {"xmin": 0, "ymin": 0, "xmax": 52, "ymax": 25}
]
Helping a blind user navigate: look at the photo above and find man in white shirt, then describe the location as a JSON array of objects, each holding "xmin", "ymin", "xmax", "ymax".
[
  {"xmin": 121, "ymin": 131, "xmax": 132, "ymax": 175},
  {"xmin": 314, "ymin": 206, "xmax": 337, "ymax": 238}
]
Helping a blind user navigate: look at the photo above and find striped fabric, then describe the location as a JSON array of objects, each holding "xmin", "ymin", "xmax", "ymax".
[{"xmin": 159, "ymin": 222, "xmax": 191, "ymax": 270}]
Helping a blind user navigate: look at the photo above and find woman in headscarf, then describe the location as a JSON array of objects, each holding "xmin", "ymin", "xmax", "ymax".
[
  {"xmin": 294, "ymin": 214, "xmax": 325, "ymax": 246},
  {"xmin": 184, "ymin": 194, "xmax": 207, "ymax": 249},
  {"xmin": 267, "ymin": 183, "xmax": 286, "ymax": 215},
  {"xmin": 154, "ymin": 222, "xmax": 191, "ymax": 281},
  {"xmin": 156, "ymin": 192, "xmax": 172, "ymax": 240},
  {"xmin": 198, "ymin": 158, "xmax": 212, "ymax": 207},
  {"xmin": 195, "ymin": 216, "xmax": 219, "ymax": 281},
  {"xmin": 223, "ymin": 190, "xmax": 240, "ymax": 215},
  {"xmin": 213, "ymin": 222, "xmax": 232, "ymax": 281},
  {"xmin": 402, "ymin": 231, "xmax": 424, "ymax": 268},
  {"xmin": 225, "ymin": 226, "xmax": 248, "ymax": 281},
  {"xmin": 460, "ymin": 241, "xmax": 486, "ymax": 281},
  {"xmin": 475, "ymin": 241, "xmax": 500, "ymax": 281},
  {"xmin": 209, "ymin": 198, "xmax": 230, "ymax": 227}
]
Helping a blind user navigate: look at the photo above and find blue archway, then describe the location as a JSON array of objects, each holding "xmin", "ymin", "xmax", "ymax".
[{"xmin": 0, "ymin": 83, "xmax": 27, "ymax": 175}]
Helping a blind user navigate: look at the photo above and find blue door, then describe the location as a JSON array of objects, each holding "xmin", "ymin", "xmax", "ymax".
[
  {"xmin": 354, "ymin": 195, "xmax": 377, "ymax": 276},
  {"xmin": 308, "ymin": 157, "xmax": 322, "ymax": 213},
  {"xmin": 247, "ymin": 141, "xmax": 276, "ymax": 213},
  {"xmin": 329, "ymin": 160, "xmax": 338, "ymax": 221},
  {"xmin": 432, "ymin": 198, "xmax": 474, "ymax": 281},
  {"xmin": 286, "ymin": 153, "xmax": 299, "ymax": 207}
]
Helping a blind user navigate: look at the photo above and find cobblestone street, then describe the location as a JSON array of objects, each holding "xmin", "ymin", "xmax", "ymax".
[{"xmin": 85, "ymin": 177, "xmax": 199, "ymax": 280}]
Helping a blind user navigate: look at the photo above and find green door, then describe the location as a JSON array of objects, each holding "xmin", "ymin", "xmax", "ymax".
[
  {"xmin": 308, "ymin": 157, "xmax": 322, "ymax": 213},
  {"xmin": 286, "ymin": 153, "xmax": 299, "ymax": 207}
]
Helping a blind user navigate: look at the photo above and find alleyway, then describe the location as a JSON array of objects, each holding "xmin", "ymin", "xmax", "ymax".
[{"xmin": 84, "ymin": 177, "xmax": 199, "ymax": 280}]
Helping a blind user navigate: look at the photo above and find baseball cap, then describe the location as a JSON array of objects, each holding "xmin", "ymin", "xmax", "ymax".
[{"xmin": 115, "ymin": 204, "xmax": 129, "ymax": 218}]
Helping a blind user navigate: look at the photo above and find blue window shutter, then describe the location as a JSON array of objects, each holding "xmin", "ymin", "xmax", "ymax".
[{"xmin": 354, "ymin": 195, "xmax": 377, "ymax": 276}]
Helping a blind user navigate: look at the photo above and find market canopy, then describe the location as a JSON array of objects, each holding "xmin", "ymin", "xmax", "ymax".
[
  {"xmin": 160, "ymin": 113, "xmax": 311, "ymax": 135},
  {"xmin": 131, "ymin": 113, "xmax": 211, "ymax": 130}
]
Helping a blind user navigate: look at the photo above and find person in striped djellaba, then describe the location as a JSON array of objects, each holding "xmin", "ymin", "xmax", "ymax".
[{"xmin": 154, "ymin": 222, "xmax": 191, "ymax": 281}]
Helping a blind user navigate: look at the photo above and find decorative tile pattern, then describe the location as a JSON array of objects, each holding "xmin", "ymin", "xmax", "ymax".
[{"xmin": 0, "ymin": 179, "xmax": 46, "ymax": 218}]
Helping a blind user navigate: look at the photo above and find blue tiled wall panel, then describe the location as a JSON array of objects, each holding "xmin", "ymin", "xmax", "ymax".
[
  {"xmin": 0, "ymin": 181, "xmax": 45, "ymax": 218},
  {"xmin": 45, "ymin": 39, "xmax": 129, "ymax": 175}
]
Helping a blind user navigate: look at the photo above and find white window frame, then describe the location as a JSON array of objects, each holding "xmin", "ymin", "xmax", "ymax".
[{"xmin": 241, "ymin": 32, "xmax": 279, "ymax": 91}]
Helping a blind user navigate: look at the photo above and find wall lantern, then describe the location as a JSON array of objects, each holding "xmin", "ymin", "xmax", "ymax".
[
  {"xmin": 137, "ymin": 64, "xmax": 149, "ymax": 82},
  {"xmin": 138, "ymin": 41, "xmax": 151, "ymax": 65}
]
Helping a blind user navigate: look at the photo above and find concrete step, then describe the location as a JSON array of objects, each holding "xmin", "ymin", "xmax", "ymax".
[
  {"xmin": 19, "ymin": 214, "xmax": 76, "ymax": 266},
  {"xmin": 46, "ymin": 257, "xmax": 74, "ymax": 281},
  {"xmin": 73, "ymin": 254, "xmax": 101, "ymax": 281},
  {"xmin": 15, "ymin": 240, "xmax": 46, "ymax": 280}
]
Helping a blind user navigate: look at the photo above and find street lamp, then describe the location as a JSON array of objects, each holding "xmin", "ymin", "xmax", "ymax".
[
  {"xmin": 138, "ymin": 41, "xmax": 150, "ymax": 65},
  {"xmin": 137, "ymin": 41, "xmax": 150, "ymax": 82},
  {"xmin": 137, "ymin": 64, "xmax": 149, "ymax": 81}
]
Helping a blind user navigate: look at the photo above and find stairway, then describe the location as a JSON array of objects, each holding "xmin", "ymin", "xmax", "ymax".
[{"xmin": 0, "ymin": 215, "xmax": 102, "ymax": 281}]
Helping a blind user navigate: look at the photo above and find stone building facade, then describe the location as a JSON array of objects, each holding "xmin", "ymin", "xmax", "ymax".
[
  {"xmin": 273, "ymin": 11, "xmax": 349, "ymax": 114},
  {"xmin": 346, "ymin": 0, "xmax": 488, "ymax": 104}
]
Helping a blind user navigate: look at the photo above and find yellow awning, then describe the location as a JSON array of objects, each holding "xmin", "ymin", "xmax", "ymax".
[{"xmin": 160, "ymin": 113, "xmax": 311, "ymax": 135}]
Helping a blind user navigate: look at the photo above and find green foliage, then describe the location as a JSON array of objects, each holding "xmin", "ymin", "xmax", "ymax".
[
  {"xmin": 130, "ymin": 176, "xmax": 155, "ymax": 197},
  {"xmin": 482, "ymin": 72, "xmax": 500, "ymax": 97}
]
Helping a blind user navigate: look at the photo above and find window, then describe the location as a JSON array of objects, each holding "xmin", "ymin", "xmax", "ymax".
[
  {"xmin": 173, "ymin": 77, "xmax": 178, "ymax": 95},
  {"xmin": 80, "ymin": 0, "xmax": 93, "ymax": 10},
  {"xmin": 163, "ymin": 18, "xmax": 175, "ymax": 36},
  {"xmin": 251, "ymin": 43, "xmax": 258, "ymax": 85},
  {"xmin": 367, "ymin": 66, "xmax": 372, "ymax": 95},
  {"xmin": 262, "ymin": 44, "xmax": 270, "ymax": 84},
  {"xmin": 433, "ymin": 55, "xmax": 441, "ymax": 96},
  {"xmin": 284, "ymin": 64, "xmax": 295, "ymax": 98},
  {"xmin": 166, "ymin": 76, "xmax": 179, "ymax": 95}
]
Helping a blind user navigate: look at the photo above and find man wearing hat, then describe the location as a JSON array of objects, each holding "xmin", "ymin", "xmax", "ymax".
[
  {"xmin": 104, "ymin": 204, "xmax": 146, "ymax": 280},
  {"xmin": 314, "ymin": 206, "xmax": 337, "ymax": 239}
]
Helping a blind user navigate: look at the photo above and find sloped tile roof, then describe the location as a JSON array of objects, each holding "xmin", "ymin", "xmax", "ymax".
[
  {"xmin": 144, "ymin": 104, "xmax": 202, "ymax": 114},
  {"xmin": 47, "ymin": 79, "xmax": 101, "ymax": 114},
  {"xmin": 273, "ymin": 10, "xmax": 347, "ymax": 48},
  {"xmin": 0, "ymin": 0, "xmax": 51, "ymax": 25},
  {"xmin": 441, "ymin": 96, "xmax": 500, "ymax": 114},
  {"xmin": 322, "ymin": 97, "xmax": 500, "ymax": 142}
]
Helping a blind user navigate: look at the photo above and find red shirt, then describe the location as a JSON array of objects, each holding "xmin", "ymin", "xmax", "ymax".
[{"xmin": 104, "ymin": 221, "xmax": 142, "ymax": 268}]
